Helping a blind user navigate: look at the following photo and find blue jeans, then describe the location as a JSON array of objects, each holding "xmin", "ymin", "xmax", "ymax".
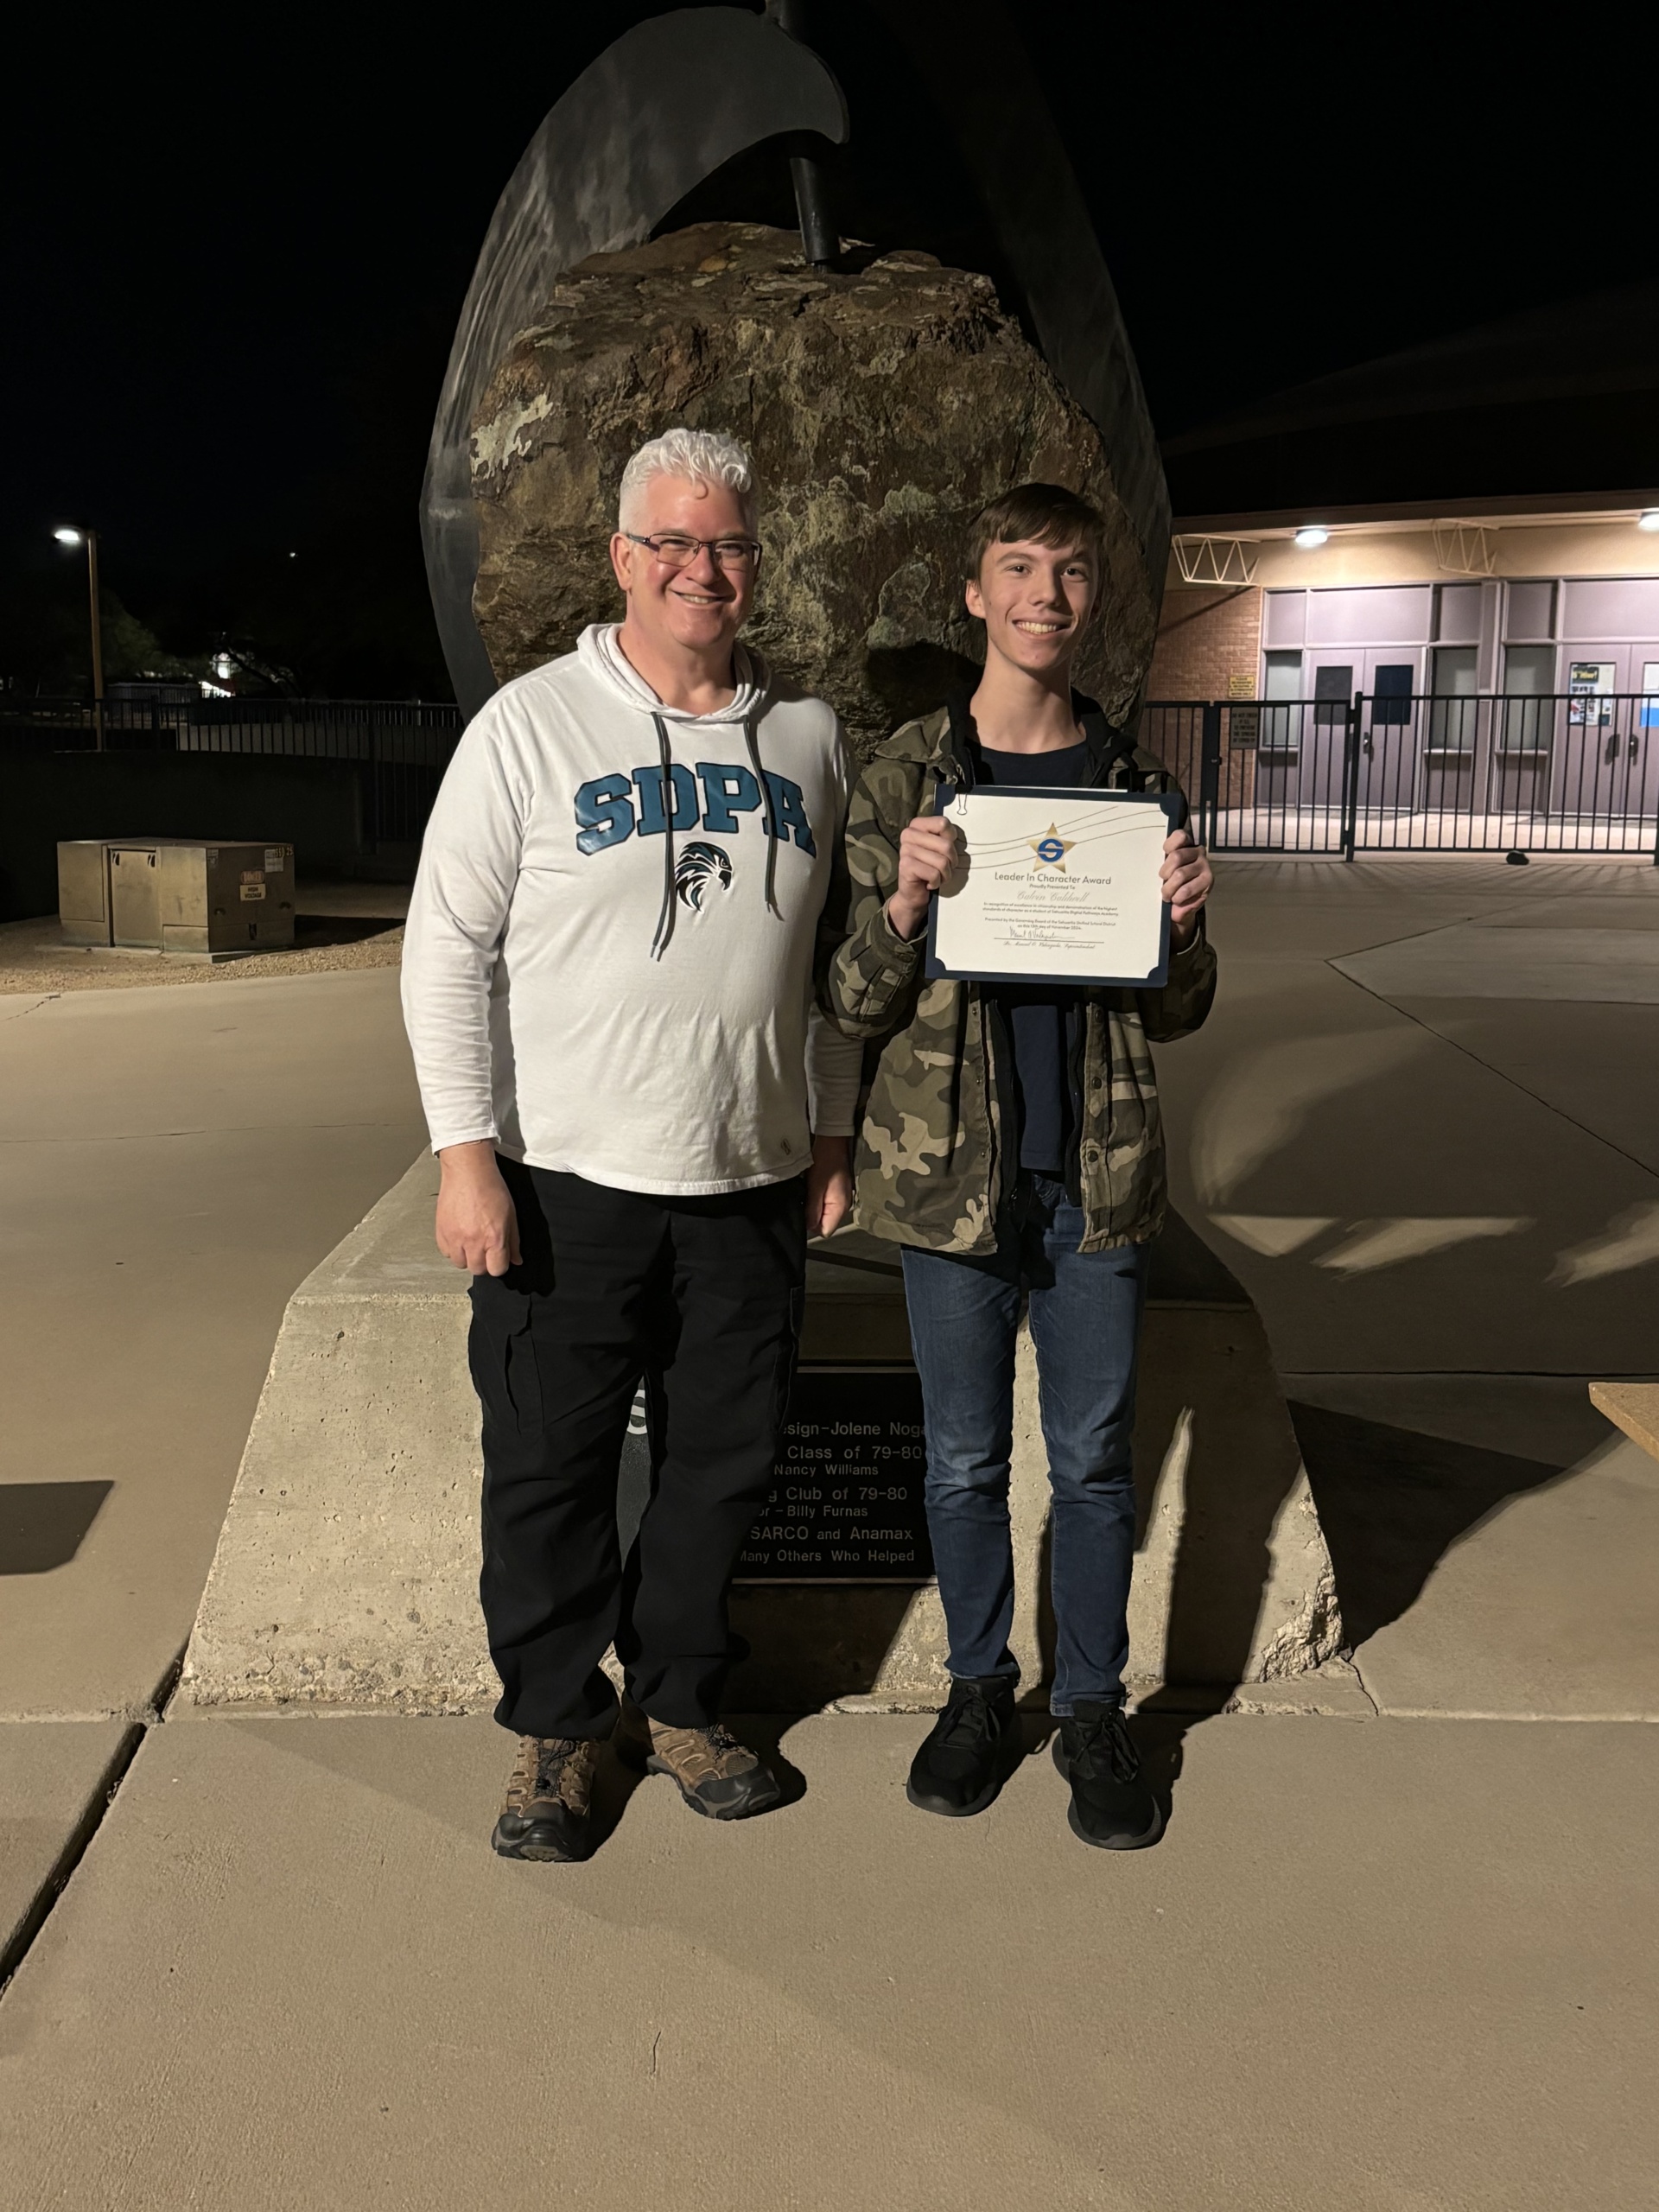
[{"xmin": 899, "ymin": 1175, "xmax": 1148, "ymax": 1713}]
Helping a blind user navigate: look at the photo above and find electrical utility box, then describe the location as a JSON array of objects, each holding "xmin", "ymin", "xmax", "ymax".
[
  {"xmin": 57, "ymin": 841, "xmax": 118, "ymax": 947},
  {"xmin": 58, "ymin": 839, "xmax": 296, "ymax": 957}
]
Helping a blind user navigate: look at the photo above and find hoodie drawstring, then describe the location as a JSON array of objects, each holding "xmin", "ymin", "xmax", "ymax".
[
  {"xmin": 649, "ymin": 712, "xmax": 677, "ymax": 961},
  {"xmin": 743, "ymin": 713, "xmax": 782, "ymax": 920},
  {"xmin": 651, "ymin": 709, "xmax": 781, "ymax": 960}
]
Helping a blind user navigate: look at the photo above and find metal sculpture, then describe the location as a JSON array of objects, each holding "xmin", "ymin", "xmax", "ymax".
[
  {"xmin": 422, "ymin": 1, "xmax": 1168, "ymax": 721},
  {"xmin": 420, "ymin": 8, "xmax": 848, "ymax": 721},
  {"xmin": 868, "ymin": 0, "xmax": 1171, "ymax": 594}
]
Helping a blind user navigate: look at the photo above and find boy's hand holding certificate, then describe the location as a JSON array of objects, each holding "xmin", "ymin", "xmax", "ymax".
[{"xmin": 924, "ymin": 785, "xmax": 1181, "ymax": 988}]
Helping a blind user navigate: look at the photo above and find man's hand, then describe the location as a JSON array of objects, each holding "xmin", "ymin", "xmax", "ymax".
[
  {"xmin": 804, "ymin": 1133, "xmax": 855, "ymax": 1240},
  {"xmin": 435, "ymin": 1140, "xmax": 522, "ymax": 1276},
  {"xmin": 886, "ymin": 814, "xmax": 963, "ymax": 942},
  {"xmin": 1160, "ymin": 828, "xmax": 1213, "ymax": 949}
]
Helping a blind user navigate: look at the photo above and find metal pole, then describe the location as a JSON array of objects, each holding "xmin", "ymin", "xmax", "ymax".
[
  {"xmin": 768, "ymin": 0, "xmax": 836, "ymax": 268},
  {"xmin": 1340, "ymin": 692, "xmax": 1363, "ymax": 861},
  {"xmin": 86, "ymin": 528, "xmax": 106, "ymax": 753},
  {"xmin": 1199, "ymin": 702, "xmax": 1222, "ymax": 851},
  {"xmin": 787, "ymin": 153, "xmax": 837, "ymax": 267}
]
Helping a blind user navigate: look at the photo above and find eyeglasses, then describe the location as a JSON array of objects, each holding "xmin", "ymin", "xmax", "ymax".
[{"xmin": 625, "ymin": 531, "xmax": 762, "ymax": 572}]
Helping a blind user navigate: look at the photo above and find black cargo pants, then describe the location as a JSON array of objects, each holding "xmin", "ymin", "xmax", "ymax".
[{"xmin": 470, "ymin": 1157, "xmax": 805, "ymax": 1739}]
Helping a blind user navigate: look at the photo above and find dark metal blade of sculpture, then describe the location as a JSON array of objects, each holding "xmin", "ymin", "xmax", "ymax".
[
  {"xmin": 869, "ymin": 0, "xmax": 1172, "ymax": 597},
  {"xmin": 421, "ymin": 7, "xmax": 848, "ymax": 720}
]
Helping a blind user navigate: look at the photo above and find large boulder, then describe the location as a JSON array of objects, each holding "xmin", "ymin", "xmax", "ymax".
[{"xmin": 469, "ymin": 222, "xmax": 1156, "ymax": 756}]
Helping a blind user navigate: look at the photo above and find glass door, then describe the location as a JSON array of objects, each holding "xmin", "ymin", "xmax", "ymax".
[
  {"xmin": 1424, "ymin": 645, "xmax": 1479, "ymax": 814},
  {"xmin": 1494, "ymin": 643, "xmax": 1555, "ymax": 814}
]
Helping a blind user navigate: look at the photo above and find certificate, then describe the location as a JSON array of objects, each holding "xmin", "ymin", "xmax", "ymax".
[{"xmin": 924, "ymin": 785, "xmax": 1180, "ymax": 988}]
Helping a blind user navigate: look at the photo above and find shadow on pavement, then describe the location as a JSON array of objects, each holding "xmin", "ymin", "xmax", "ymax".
[
  {"xmin": 587, "ymin": 1716, "xmax": 807, "ymax": 1853},
  {"xmin": 0, "ymin": 1481, "xmax": 112, "ymax": 1574},
  {"xmin": 1288, "ymin": 1402, "xmax": 1569, "ymax": 1650},
  {"xmin": 292, "ymin": 914, "xmax": 403, "ymax": 950}
]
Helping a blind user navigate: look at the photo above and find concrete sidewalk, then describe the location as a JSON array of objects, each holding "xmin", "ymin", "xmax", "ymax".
[
  {"xmin": 1154, "ymin": 854, "xmax": 1659, "ymax": 1723},
  {"xmin": 1160, "ymin": 854, "xmax": 1659, "ymax": 1376},
  {"xmin": 2, "ymin": 1709, "xmax": 1653, "ymax": 2211},
  {"xmin": 3, "ymin": 855, "xmax": 1657, "ymax": 2209},
  {"xmin": 0, "ymin": 963, "xmax": 426, "ymax": 1721}
]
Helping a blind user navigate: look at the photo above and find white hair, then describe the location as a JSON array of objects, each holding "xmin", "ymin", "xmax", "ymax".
[{"xmin": 618, "ymin": 428, "xmax": 757, "ymax": 533}]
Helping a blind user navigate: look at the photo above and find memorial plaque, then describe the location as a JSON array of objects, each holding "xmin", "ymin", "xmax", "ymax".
[{"xmin": 736, "ymin": 1366, "xmax": 933, "ymax": 1584}]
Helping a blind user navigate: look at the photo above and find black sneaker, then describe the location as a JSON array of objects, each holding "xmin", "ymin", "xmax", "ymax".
[
  {"xmin": 906, "ymin": 1675, "xmax": 1020, "ymax": 1817},
  {"xmin": 1052, "ymin": 1700, "xmax": 1164, "ymax": 1849}
]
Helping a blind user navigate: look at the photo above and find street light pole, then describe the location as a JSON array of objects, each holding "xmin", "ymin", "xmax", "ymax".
[
  {"xmin": 53, "ymin": 525, "xmax": 105, "ymax": 751},
  {"xmin": 85, "ymin": 528, "xmax": 105, "ymax": 753}
]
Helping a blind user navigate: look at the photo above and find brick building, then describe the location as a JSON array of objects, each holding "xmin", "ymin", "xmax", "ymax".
[{"xmin": 1147, "ymin": 499, "xmax": 1659, "ymax": 707}]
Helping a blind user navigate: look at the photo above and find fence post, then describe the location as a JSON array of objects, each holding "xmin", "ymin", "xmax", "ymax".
[
  {"xmin": 1199, "ymin": 702, "xmax": 1222, "ymax": 849},
  {"xmin": 1340, "ymin": 692, "xmax": 1363, "ymax": 861}
]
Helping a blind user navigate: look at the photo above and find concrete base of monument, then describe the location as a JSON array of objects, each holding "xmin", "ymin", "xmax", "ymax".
[{"xmin": 181, "ymin": 1155, "xmax": 1342, "ymax": 1716}]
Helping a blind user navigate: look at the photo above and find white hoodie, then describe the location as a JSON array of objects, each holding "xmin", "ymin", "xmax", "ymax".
[{"xmin": 401, "ymin": 625, "xmax": 862, "ymax": 1195}]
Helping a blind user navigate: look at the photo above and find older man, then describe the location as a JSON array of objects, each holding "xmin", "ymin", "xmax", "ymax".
[{"xmin": 403, "ymin": 428, "xmax": 858, "ymax": 1860}]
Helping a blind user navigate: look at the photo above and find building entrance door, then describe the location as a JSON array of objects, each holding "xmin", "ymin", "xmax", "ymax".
[
  {"xmin": 1556, "ymin": 657, "xmax": 1631, "ymax": 823},
  {"xmin": 1361, "ymin": 658, "xmax": 1421, "ymax": 812},
  {"xmin": 1330, "ymin": 649, "xmax": 1423, "ymax": 813},
  {"xmin": 1301, "ymin": 657, "xmax": 1354, "ymax": 816}
]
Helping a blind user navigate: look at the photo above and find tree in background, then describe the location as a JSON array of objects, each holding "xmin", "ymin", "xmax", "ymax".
[{"xmin": 0, "ymin": 576, "xmax": 204, "ymax": 696}]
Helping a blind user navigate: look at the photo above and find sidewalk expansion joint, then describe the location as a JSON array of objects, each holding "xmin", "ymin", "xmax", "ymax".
[
  {"xmin": 0, "ymin": 1722, "xmax": 145, "ymax": 2003},
  {"xmin": 0, "ymin": 1642, "xmax": 188, "ymax": 2005},
  {"xmin": 1330, "ymin": 963, "xmax": 1659, "ymax": 1187}
]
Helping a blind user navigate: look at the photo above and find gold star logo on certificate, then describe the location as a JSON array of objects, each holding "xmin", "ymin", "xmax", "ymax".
[{"xmin": 1029, "ymin": 823, "xmax": 1075, "ymax": 870}]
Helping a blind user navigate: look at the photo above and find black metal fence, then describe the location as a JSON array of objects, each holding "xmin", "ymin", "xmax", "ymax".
[
  {"xmin": 11, "ymin": 690, "xmax": 1655, "ymax": 862},
  {"xmin": 0, "ymin": 696, "xmax": 463, "ymax": 850},
  {"xmin": 1139, "ymin": 694, "xmax": 1659, "ymax": 858}
]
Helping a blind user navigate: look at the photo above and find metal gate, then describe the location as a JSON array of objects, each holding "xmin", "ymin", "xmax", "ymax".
[{"xmin": 1139, "ymin": 694, "xmax": 1659, "ymax": 857}]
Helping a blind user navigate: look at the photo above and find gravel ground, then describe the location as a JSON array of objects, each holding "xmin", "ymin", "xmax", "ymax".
[{"xmin": 0, "ymin": 883, "xmax": 410, "ymax": 995}]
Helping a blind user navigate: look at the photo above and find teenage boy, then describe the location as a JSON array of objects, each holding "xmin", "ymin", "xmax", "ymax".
[
  {"xmin": 821, "ymin": 484, "xmax": 1216, "ymax": 1849},
  {"xmin": 404, "ymin": 428, "xmax": 860, "ymax": 1862}
]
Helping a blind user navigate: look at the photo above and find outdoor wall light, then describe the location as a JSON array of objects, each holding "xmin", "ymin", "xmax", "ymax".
[
  {"xmin": 1638, "ymin": 510, "xmax": 1659, "ymax": 533},
  {"xmin": 1294, "ymin": 525, "xmax": 1329, "ymax": 549}
]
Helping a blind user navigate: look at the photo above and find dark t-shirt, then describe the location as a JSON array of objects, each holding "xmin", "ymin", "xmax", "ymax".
[{"xmin": 976, "ymin": 739, "xmax": 1090, "ymax": 1177}]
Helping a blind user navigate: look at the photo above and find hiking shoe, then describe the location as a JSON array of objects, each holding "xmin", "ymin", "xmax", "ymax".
[
  {"xmin": 906, "ymin": 1674, "xmax": 1020, "ymax": 1817},
  {"xmin": 492, "ymin": 1733, "xmax": 601, "ymax": 1861},
  {"xmin": 614, "ymin": 1697, "xmax": 782, "ymax": 1820},
  {"xmin": 1052, "ymin": 1700, "xmax": 1164, "ymax": 1849}
]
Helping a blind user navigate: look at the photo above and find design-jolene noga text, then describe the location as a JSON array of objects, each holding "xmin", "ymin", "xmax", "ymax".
[{"xmin": 575, "ymin": 763, "xmax": 817, "ymax": 856}]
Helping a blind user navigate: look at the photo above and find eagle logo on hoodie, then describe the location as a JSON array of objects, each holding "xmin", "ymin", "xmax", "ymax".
[{"xmin": 673, "ymin": 842, "xmax": 733, "ymax": 912}]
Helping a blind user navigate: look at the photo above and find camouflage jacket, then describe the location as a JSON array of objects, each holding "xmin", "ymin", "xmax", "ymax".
[{"xmin": 816, "ymin": 702, "xmax": 1217, "ymax": 1255}]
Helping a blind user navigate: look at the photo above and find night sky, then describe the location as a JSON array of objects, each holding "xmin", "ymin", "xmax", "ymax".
[{"xmin": 6, "ymin": 3, "xmax": 1653, "ymax": 698}]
